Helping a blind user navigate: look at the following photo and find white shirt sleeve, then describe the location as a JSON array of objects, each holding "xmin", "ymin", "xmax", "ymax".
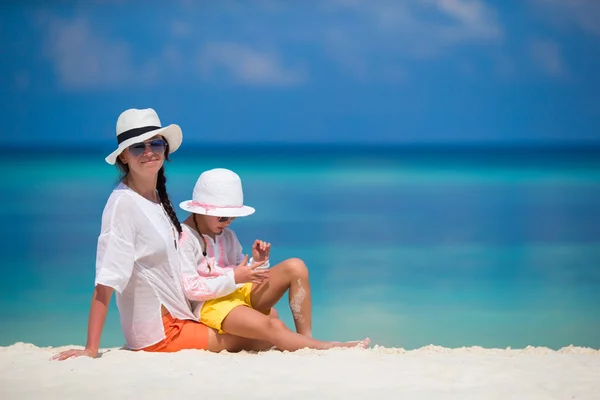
[
  {"xmin": 180, "ymin": 227, "xmax": 237, "ymax": 301},
  {"xmin": 95, "ymin": 194, "xmax": 136, "ymax": 294}
]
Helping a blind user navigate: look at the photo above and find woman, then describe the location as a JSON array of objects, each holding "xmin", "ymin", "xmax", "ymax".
[{"xmin": 52, "ymin": 108, "xmax": 270, "ymax": 360}]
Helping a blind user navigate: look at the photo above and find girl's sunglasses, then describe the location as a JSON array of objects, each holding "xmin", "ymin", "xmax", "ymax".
[
  {"xmin": 128, "ymin": 139, "xmax": 167, "ymax": 157},
  {"xmin": 217, "ymin": 217, "xmax": 236, "ymax": 223}
]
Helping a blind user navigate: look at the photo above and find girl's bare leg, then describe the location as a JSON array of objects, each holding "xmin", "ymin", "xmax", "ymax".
[
  {"xmin": 205, "ymin": 307, "xmax": 280, "ymax": 353},
  {"xmin": 221, "ymin": 306, "xmax": 369, "ymax": 352},
  {"xmin": 206, "ymin": 329, "xmax": 273, "ymax": 353},
  {"xmin": 251, "ymin": 258, "xmax": 313, "ymax": 337}
]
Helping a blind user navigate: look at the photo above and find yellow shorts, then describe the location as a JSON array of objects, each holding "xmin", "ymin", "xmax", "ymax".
[{"xmin": 200, "ymin": 283, "xmax": 269, "ymax": 334}]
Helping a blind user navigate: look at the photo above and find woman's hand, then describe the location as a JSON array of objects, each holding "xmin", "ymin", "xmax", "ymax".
[
  {"xmin": 252, "ymin": 240, "xmax": 271, "ymax": 263},
  {"xmin": 234, "ymin": 255, "xmax": 270, "ymax": 284},
  {"xmin": 50, "ymin": 284, "xmax": 113, "ymax": 361},
  {"xmin": 51, "ymin": 347, "xmax": 97, "ymax": 361}
]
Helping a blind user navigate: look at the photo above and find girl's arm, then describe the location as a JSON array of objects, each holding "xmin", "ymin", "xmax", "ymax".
[
  {"xmin": 180, "ymin": 231, "xmax": 238, "ymax": 301},
  {"xmin": 182, "ymin": 262, "xmax": 238, "ymax": 301},
  {"xmin": 231, "ymin": 231, "xmax": 270, "ymax": 270}
]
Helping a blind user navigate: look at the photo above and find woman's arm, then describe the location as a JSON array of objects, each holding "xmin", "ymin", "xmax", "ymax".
[
  {"xmin": 52, "ymin": 194, "xmax": 135, "ymax": 361},
  {"xmin": 84, "ymin": 284, "xmax": 114, "ymax": 355},
  {"xmin": 51, "ymin": 284, "xmax": 114, "ymax": 360}
]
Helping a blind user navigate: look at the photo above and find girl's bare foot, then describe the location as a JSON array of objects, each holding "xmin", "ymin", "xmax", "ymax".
[{"xmin": 334, "ymin": 337, "xmax": 370, "ymax": 349}]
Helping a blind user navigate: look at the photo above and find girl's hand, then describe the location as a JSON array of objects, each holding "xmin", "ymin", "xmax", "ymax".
[
  {"xmin": 234, "ymin": 255, "xmax": 270, "ymax": 284},
  {"xmin": 50, "ymin": 347, "xmax": 97, "ymax": 361},
  {"xmin": 252, "ymin": 240, "xmax": 271, "ymax": 262}
]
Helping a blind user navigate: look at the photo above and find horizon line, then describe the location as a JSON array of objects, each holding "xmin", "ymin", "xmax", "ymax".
[{"xmin": 4, "ymin": 141, "xmax": 600, "ymax": 152}]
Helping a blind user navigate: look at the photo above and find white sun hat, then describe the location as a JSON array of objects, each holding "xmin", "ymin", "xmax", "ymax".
[
  {"xmin": 180, "ymin": 168, "xmax": 256, "ymax": 217},
  {"xmin": 105, "ymin": 108, "xmax": 183, "ymax": 165}
]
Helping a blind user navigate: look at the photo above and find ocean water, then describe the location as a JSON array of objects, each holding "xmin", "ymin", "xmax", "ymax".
[{"xmin": 1, "ymin": 146, "xmax": 599, "ymax": 350}]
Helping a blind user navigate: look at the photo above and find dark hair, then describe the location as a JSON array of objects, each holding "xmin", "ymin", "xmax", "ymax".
[{"xmin": 116, "ymin": 138, "xmax": 182, "ymax": 237}]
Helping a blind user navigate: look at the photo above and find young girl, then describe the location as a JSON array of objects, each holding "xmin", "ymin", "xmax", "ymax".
[{"xmin": 179, "ymin": 168, "xmax": 370, "ymax": 351}]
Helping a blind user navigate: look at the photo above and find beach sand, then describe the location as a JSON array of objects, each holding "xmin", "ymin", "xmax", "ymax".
[{"xmin": 1, "ymin": 342, "xmax": 599, "ymax": 399}]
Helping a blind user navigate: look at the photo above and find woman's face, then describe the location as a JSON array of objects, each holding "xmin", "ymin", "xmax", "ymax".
[{"xmin": 119, "ymin": 135, "xmax": 167, "ymax": 176}]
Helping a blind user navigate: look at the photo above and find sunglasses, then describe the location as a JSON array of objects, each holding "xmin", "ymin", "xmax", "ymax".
[
  {"xmin": 217, "ymin": 216, "xmax": 236, "ymax": 223},
  {"xmin": 128, "ymin": 139, "xmax": 167, "ymax": 157}
]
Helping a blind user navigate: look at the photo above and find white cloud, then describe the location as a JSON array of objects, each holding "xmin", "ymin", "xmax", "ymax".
[
  {"xmin": 528, "ymin": 37, "xmax": 566, "ymax": 78},
  {"xmin": 165, "ymin": 1, "xmax": 505, "ymax": 84},
  {"xmin": 532, "ymin": 0, "xmax": 600, "ymax": 36},
  {"xmin": 37, "ymin": 11, "xmax": 307, "ymax": 90},
  {"xmin": 327, "ymin": 0, "xmax": 502, "ymax": 50},
  {"xmin": 431, "ymin": 0, "xmax": 503, "ymax": 41},
  {"xmin": 198, "ymin": 42, "xmax": 307, "ymax": 86},
  {"xmin": 320, "ymin": 0, "xmax": 503, "ymax": 80},
  {"xmin": 38, "ymin": 15, "xmax": 157, "ymax": 90},
  {"xmin": 35, "ymin": 1, "xmax": 511, "ymax": 90}
]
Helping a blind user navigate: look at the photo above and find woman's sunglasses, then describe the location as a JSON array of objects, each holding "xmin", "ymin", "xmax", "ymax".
[
  {"xmin": 128, "ymin": 139, "xmax": 167, "ymax": 157},
  {"xmin": 217, "ymin": 217, "xmax": 236, "ymax": 223}
]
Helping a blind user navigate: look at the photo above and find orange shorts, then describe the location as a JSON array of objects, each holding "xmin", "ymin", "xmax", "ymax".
[{"xmin": 139, "ymin": 313, "xmax": 209, "ymax": 352}]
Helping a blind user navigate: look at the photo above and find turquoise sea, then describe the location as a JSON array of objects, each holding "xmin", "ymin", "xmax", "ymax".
[{"xmin": 2, "ymin": 146, "xmax": 599, "ymax": 350}]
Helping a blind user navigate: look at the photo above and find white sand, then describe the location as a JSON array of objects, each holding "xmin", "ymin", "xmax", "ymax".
[{"xmin": 1, "ymin": 343, "xmax": 599, "ymax": 399}]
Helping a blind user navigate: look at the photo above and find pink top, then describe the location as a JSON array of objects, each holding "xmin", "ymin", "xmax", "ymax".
[{"xmin": 179, "ymin": 224, "xmax": 269, "ymax": 318}]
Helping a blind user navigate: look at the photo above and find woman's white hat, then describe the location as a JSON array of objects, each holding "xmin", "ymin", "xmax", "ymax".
[
  {"xmin": 180, "ymin": 168, "xmax": 255, "ymax": 217},
  {"xmin": 105, "ymin": 108, "xmax": 183, "ymax": 165}
]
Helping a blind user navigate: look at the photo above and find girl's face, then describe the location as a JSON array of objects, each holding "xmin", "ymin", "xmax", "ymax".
[
  {"xmin": 119, "ymin": 135, "xmax": 167, "ymax": 176},
  {"xmin": 202, "ymin": 215, "xmax": 236, "ymax": 236}
]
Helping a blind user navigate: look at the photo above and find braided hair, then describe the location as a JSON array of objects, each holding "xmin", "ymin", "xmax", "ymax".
[
  {"xmin": 156, "ymin": 166, "xmax": 182, "ymax": 236},
  {"xmin": 115, "ymin": 137, "xmax": 182, "ymax": 237}
]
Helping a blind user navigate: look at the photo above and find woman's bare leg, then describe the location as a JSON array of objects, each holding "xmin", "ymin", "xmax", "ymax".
[
  {"xmin": 251, "ymin": 258, "xmax": 313, "ymax": 337},
  {"xmin": 221, "ymin": 306, "xmax": 369, "ymax": 352}
]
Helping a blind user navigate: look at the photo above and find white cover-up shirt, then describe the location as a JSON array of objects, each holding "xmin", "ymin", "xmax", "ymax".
[
  {"xmin": 94, "ymin": 183, "xmax": 196, "ymax": 350},
  {"xmin": 179, "ymin": 224, "xmax": 269, "ymax": 318}
]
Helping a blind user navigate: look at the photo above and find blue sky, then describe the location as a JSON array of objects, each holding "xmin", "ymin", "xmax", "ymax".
[{"xmin": 1, "ymin": 0, "xmax": 599, "ymax": 146}]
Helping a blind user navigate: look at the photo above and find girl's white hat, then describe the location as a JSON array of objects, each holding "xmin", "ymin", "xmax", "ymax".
[
  {"xmin": 180, "ymin": 168, "xmax": 255, "ymax": 217},
  {"xmin": 105, "ymin": 108, "xmax": 182, "ymax": 165}
]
